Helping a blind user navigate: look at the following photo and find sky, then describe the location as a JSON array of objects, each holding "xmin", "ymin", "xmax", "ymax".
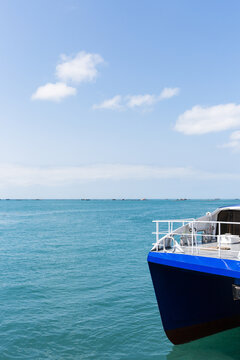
[{"xmin": 1, "ymin": 0, "xmax": 240, "ymax": 198}]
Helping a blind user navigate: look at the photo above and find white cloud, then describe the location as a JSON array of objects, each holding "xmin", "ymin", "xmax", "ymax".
[
  {"xmin": 175, "ymin": 103, "xmax": 240, "ymax": 135},
  {"xmin": 0, "ymin": 164, "xmax": 192, "ymax": 187},
  {"xmin": 159, "ymin": 87, "xmax": 179, "ymax": 99},
  {"xmin": 31, "ymin": 82, "xmax": 76, "ymax": 102},
  {"xmin": 32, "ymin": 51, "xmax": 104, "ymax": 102},
  {"xmin": 127, "ymin": 94, "xmax": 156, "ymax": 108},
  {"xmin": 93, "ymin": 95, "xmax": 122, "ymax": 110},
  {"xmin": 222, "ymin": 130, "xmax": 240, "ymax": 150},
  {"xmin": 56, "ymin": 51, "xmax": 104, "ymax": 83},
  {"xmin": 93, "ymin": 87, "xmax": 179, "ymax": 110},
  {"xmin": 1, "ymin": 163, "xmax": 240, "ymax": 188}
]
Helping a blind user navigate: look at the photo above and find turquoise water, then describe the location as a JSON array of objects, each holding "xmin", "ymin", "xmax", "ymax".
[{"xmin": 1, "ymin": 199, "xmax": 240, "ymax": 359}]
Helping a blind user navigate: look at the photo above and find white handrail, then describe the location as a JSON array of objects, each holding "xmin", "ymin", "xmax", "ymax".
[
  {"xmin": 153, "ymin": 219, "xmax": 240, "ymax": 225},
  {"xmin": 152, "ymin": 218, "xmax": 240, "ymax": 259}
]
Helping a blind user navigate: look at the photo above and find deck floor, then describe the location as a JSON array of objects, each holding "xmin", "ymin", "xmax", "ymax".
[{"xmin": 157, "ymin": 241, "xmax": 240, "ymax": 260}]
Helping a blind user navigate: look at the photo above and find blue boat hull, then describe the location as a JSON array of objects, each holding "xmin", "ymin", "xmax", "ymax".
[{"xmin": 148, "ymin": 252, "xmax": 240, "ymax": 344}]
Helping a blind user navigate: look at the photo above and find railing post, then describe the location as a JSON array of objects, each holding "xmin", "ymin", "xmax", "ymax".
[
  {"xmin": 191, "ymin": 222, "xmax": 194, "ymax": 254},
  {"xmin": 218, "ymin": 222, "xmax": 221, "ymax": 258},
  {"xmin": 156, "ymin": 221, "xmax": 159, "ymax": 250}
]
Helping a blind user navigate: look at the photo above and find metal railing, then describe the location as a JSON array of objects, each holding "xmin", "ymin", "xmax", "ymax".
[{"xmin": 152, "ymin": 219, "xmax": 240, "ymax": 259}]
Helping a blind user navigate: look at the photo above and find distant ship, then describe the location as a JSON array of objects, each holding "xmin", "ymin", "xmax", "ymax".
[{"xmin": 148, "ymin": 205, "xmax": 240, "ymax": 344}]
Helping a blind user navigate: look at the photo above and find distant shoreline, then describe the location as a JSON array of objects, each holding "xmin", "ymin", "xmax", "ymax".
[{"xmin": 0, "ymin": 198, "xmax": 238, "ymax": 201}]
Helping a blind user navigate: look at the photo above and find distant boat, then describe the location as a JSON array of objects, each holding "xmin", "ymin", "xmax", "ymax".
[{"xmin": 148, "ymin": 205, "xmax": 240, "ymax": 344}]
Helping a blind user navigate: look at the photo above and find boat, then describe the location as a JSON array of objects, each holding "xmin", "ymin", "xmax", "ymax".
[{"xmin": 148, "ymin": 205, "xmax": 240, "ymax": 344}]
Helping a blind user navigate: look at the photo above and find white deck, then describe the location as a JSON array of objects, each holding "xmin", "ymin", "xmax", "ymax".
[{"xmin": 156, "ymin": 241, "xmax": 240, "ymax": 260}]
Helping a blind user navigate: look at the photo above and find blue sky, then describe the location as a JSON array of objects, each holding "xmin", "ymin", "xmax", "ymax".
[{"xmin": 1, "ymin": 0, "xmax": 240, "ymax": 198}]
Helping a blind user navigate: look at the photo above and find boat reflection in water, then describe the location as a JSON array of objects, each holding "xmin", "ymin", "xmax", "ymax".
[{"xmin": 167, "ymin": 326, "xmax": 240, "ymax": 360}]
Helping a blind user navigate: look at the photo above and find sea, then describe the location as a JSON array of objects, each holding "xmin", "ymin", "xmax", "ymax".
[{"xmin": 1, "ymin": 199, "xmax": 240, "ymax": 360}]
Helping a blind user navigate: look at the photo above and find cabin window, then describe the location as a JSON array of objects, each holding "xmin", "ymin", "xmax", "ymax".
[{"xmin": 217, "ymin": 210, "xmax": 240, "ymax": 235}]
